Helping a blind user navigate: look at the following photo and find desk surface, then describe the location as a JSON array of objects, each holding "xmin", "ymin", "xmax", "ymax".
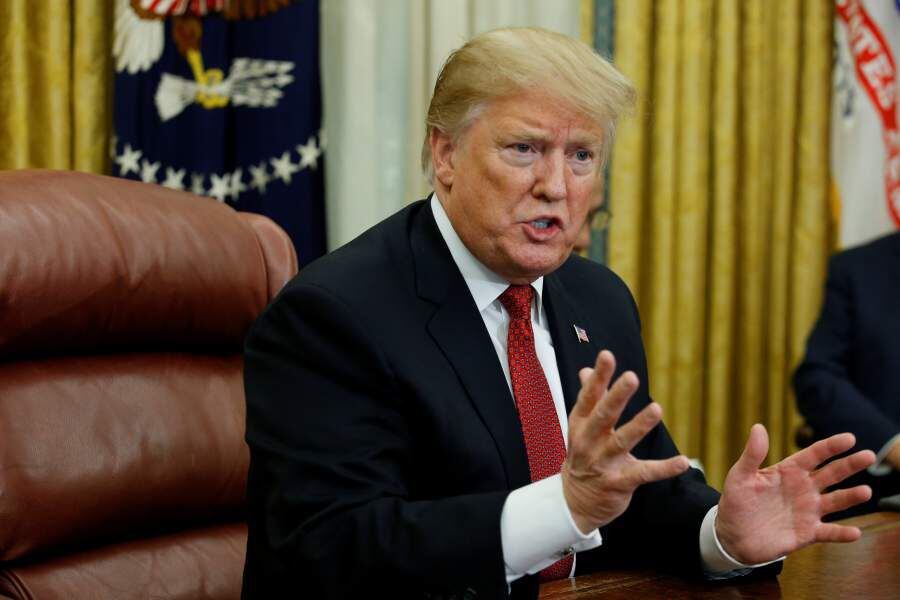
[{"xmin": 539, "ymin": 512, "xmax": 900, "ymax": 599}]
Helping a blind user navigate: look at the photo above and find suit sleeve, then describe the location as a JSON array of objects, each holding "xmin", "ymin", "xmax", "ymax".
[
  {"xmin": 793, "ymin": 256, "xmax": 900, "ymax": 453},
  {"xmin": 241, "ymin": 282, "xmax": 509, "ymax": 599}
]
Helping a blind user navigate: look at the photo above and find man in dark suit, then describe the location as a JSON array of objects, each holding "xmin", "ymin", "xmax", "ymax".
[
  {"xmin": 242, "ymin": 27, "xmax": 875, "ymax": 600},
  {"xmin": 794, "ymin": 231, "xmax": 900, "ymax": 517}
]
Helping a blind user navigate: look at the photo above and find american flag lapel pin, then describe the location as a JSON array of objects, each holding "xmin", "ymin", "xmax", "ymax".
[{"xmin": 573, "ymin": 324, "xmax": 589, "ymax": 343}]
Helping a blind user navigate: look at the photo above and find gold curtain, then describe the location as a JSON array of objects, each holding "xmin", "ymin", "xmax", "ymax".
[
  {"xmin": 0, "ymin": 0, "xmax": 114, "ymax": 172},
  {"xmin": 609, "ymin": 0, "xmax": 834, "ymax": 488}
]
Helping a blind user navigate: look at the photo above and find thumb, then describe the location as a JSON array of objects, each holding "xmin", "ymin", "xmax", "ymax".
[{"xmin": 734, "ymin": 423, "xmax": 769, "ymax": 475}]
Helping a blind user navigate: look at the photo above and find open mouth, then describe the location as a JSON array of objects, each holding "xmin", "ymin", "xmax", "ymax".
[{"xmin": 523, "ymin": 217, "xmax": 562, "ymax": 240}]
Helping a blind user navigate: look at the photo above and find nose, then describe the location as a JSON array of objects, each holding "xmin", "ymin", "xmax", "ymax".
[{"xmin": 533, "ymin": 151, "xmax": 566, "ymax": 202}]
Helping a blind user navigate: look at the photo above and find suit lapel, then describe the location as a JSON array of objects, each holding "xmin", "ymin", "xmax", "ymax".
[
  {"xmin": 410, "ymin": 203, "xmax": 531, "ymax": 489},
  {"xmin": 543, "ymin": 271, "xmax": 607, "ymax": 413}
]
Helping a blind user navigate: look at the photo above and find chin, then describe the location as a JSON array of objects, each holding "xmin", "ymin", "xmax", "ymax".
[{"xmin": 507, "ymin": 251, "xmax": 570, "ymax": 281}]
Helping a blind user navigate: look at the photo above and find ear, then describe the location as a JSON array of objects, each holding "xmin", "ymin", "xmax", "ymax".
[{"xmin": 429, "ymin": 128, "xmax": 456, "ymax": 188}]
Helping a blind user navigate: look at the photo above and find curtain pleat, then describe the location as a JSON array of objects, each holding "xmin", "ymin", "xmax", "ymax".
[
  {"xmin": 0, "ymin": 0, "xmax": 113, "ymax": 171},
  {"xmin": 72, "ymin": 0, "xmax": 115, "ymax": 173}
]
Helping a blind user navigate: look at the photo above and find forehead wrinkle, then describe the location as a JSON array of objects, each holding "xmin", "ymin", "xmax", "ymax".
[
  {"xmin": 494, "ymin": 122, "xmax": 603, "ymax": 149},
  {"xmin": 490, "ymin": 114, "xmax": 603, "ymax": 148}
]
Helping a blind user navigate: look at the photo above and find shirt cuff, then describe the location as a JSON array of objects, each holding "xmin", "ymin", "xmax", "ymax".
[
  {"xmin": 500, "ymin": 473, "xmax": 602, "ymax": 583},
  {"xmin": 700, "ymin": 505, "xmax": 784, "ymax": 579},
  {"xmin": 868, "ymin": 433, "xmax": 900, "ymax": 476}
]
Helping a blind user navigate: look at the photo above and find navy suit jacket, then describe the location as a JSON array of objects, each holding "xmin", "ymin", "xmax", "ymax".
[
  {"xmin": 794, "ymin": 231, "xmax": 900, "ymax": 514},
  {"xmin": 242, "ymin": 200, "xmax": 722, "ymax": 599}
]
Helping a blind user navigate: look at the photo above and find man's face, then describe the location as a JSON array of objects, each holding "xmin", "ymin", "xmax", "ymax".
[{"xmin": 432, "ymin": 92, "xmax": 605, "ymax": 283}]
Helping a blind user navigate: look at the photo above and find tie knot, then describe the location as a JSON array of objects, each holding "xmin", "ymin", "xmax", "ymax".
[{"xmin": 499, "ymin": 285, "xmax": 534, "ymax": 321}]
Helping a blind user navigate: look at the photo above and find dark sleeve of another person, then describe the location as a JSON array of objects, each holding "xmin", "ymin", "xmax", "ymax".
[{"xmin": 793, "ymin": 255, "xmax": 900, "ymax": 454}]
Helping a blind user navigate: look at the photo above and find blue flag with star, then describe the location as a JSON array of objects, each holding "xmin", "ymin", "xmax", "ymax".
[{"xmin": 111, "ymin": 0, "xmax": 325, "ymax": 265}]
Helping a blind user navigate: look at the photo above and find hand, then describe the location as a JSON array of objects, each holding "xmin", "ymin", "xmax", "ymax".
[
  {"xmin": 561, "ymin": 350, "xmax": 690, "ymax": 534},
  {"xmin": 716, "ymin": 424, "xmax": 876, "ymax": 564}
]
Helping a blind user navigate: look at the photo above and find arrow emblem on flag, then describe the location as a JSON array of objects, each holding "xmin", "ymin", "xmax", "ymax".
[{"xmin": 155, "ymin": 57, "xmax": 295, "ymax": 121}]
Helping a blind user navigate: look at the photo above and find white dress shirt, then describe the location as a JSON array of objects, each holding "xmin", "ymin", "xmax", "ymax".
[{"xmin": 429, "ymin": 194, "xmax": 769, "ymax": 582}]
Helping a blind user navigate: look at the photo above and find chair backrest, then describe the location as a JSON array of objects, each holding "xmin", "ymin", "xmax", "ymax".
[{"xmin": 0, "ymin": 170, "xmax": 298, "ymax": 599}]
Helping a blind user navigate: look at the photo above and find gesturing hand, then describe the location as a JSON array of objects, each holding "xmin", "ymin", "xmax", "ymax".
[
  {"xmin": 561, "ymin": 350, "xmax": 690, "ymax": 534},
  {"xmin": 716, "ymin": 424, "xmax": 876, "ymax": 565}
]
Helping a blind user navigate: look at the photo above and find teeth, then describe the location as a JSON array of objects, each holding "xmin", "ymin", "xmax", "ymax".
[{"xmin": 532, "ymin": 219, "xmax": 550, "ymax": 229}]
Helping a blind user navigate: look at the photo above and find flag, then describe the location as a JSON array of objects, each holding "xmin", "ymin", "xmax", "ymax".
[
  {"xmin": 832, "ymin": 0, "xmax": 900, "ymax": 248},
  {"xmin": 573, "ymin": 325, "xmax": 590, "ymax": 344},
  {"xmin": 111, "ymin": 0, "xmax": 325, "ymax": 265}
]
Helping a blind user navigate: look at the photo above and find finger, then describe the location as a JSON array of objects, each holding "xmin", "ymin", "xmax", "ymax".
[
  {"xmin": 609, "ymin": 401, "xmax": 663, "ymax": 454},
  {"xmin": 813, "ymin": 450, "xmax": 877, "ymax": 490},
  {"xmin": 593, "ymin": 370, "xmax": 640, "ymax": 430},
  {"xmin": 732, "ymin": 423, "xmax": 769, "ymax": 476},
  {"xmin": 622, "ymin": 455, "xmax": 690, "ymax": 487},
  {"xmin": 788, "ymin": 433, "xmax": 857, "ymax": 471},
  {"xmin": 572, "ymin": 350, "xmax": 616, "ymax": 417},
  {"xmin": 578, "ymin": 367, "xmax": 594, "ymax": 387},
  {"xmin": 814, "ymin": 522, "xmax": 863, "ymax": 544},
  {"xmin": 579, "ymin": 369, "xmax": 639, "ymax": 446},
  {"xmin": 820, "ymin": 485, "xmax": 872, "ymax": 517}
]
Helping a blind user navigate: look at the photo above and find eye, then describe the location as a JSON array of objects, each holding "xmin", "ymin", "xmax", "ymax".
[
  {"xmin": 513, "ymin": 143, "xmax": 533, "ymax": 153},
  {"xmin": 574, "ymin": 149, "xmax": 592, "ymax": 162}
]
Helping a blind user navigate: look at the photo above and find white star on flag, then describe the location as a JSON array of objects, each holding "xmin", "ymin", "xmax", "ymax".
[
  {"xmin": 250, "ymin": 162, "xmax": 271, "ymax": 194},
  {"xmin": 271, "ymin": 151, "xmax": 300, "ymax": 184},
  {"xmin": 162, "ymin": 167, "xmax": 186, "ymax": 191},
  {"xmin": 208, "ymin": 172, "xmax": 231, "ymax": 202},
  {"xmin": 140, "ymin": 159, "xmax": 161, "ymax": 183},
  {"xmin": 116, "ymin": 144, "xmax": 142, "ymax": 176},
  {"xmin": 229, "ymin": 168, "xmax": 247, "ymax": 201},
  {"xmin": 297, "ymin": 136, "xmax": 322, "ymax": 170},
  {"xmin": 190, "ymin": 173, "xmax": 206, "ymax": 196}
]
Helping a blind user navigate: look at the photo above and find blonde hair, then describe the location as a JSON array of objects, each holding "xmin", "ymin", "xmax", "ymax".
[{"xmin": 422, "ymin": 27, "xmax": 636, "ymax": 182}]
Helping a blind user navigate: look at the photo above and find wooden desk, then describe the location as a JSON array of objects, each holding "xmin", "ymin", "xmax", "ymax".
[{"xmin": 540, "ymin": 512, "xmax": 900, "ymax": 599}]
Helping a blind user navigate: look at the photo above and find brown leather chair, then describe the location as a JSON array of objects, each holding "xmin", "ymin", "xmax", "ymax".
[{"xmin": 0, "ymin": 170, "xmax": 298, "ymax": 599}]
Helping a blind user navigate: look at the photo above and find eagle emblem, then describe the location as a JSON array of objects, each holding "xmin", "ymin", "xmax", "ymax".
[{"xmin": 113, "ymin": 0, "xmax": 297, "ymax": 121}]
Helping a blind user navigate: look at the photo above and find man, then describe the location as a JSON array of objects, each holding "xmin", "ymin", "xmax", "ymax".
[
  {"xmin": 242, "ymin": 28, "xmax": 874, "ymax": 599},
  {"xmin": 572, "ymin": 193, "xmax": 604, "ymax": 255},
  {"xmin": 794, "ymin": 231, "xmax": 900, "ymax": 517}
]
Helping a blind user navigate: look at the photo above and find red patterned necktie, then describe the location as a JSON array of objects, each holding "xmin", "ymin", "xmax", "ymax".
[{"xmin": 498, "ymin": 284, "xmax": 573, "ymax": 581}]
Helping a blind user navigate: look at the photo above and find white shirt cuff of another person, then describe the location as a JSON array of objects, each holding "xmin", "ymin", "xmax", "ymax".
[
  {"xmin": 500, "ymin": 474, "xmax": 601, "ymax": 582},
  {"xmin": 869, "ymin": 433, "xmax": 900, "ymax": 476},
  {"xmin": 699, "ymin": 505, "xmax": 784, "ymax": 578}
]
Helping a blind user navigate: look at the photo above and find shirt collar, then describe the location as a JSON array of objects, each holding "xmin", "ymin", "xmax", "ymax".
[{"xmin": 430, "ymin": 193, "xmax": 545, "ymax": 319}]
